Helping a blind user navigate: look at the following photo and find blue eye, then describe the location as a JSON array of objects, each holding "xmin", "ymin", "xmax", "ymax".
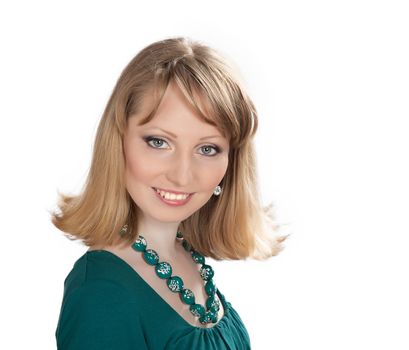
[
  {"xmin": 200, "ymin": 145, "xmax": 220, "ymax": 156},
  {"xmin": 144, "ymin": 136, "xmax": 168, "ymax": 149},
  {"xmin": 143, "ymin": 136, "xmax": 221, "ymax": 157}
]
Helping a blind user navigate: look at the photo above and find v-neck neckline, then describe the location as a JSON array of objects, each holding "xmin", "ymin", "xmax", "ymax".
[{"xmin": 85, "ymin": 249, "xmax": 230, "ymax": 331}]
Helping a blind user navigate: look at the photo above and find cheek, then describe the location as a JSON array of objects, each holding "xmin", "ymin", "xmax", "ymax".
[
  {"xmin": 199, "ymin": 156, "xmax": 229, "ymax": 189},
  {"xmin": 124, "ymin": 137, "xmax": 158, "ymax": 183},
  {"xmin": 125, "ymin": 150, "xmax": 161, "ymax": 183}
]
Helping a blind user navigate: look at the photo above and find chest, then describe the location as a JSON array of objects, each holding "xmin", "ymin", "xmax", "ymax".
[{"xmin": 107, "ymin": 246, "xmax": 225, "ymax": 329}]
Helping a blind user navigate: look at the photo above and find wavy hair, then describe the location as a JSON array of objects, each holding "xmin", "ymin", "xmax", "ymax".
[{"xmin": 50, "ymin": 37, "xmax": 290, "ymax": 260}]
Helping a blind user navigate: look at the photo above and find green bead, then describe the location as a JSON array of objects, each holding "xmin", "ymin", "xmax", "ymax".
[
  {"xmin": 167, "ymin": 276, "xmax": 184, "ymax": 292},
  {"xmin": 200, "ymin": 264, "xmax": 214, "ymax": 281},
  {"xmin": 176, "ymin": 231, "xmax": 183, "ymax": 239},
  {"xmin": 206, "ymin": 295, "xmax": 220, "ymax": 312},
  {"xmin": 210, "ymin": 310, "xmax": 218, "ymax": 323},
  {"xmin": 205, "ymin": 279, "xmax": 217, "ymax": 296},
  {"xmin": 132, "ymin": 236, "xmax": 147, "ymax": 252},
  {"xmin": 180, "ymin": 288, "xmax": 195, "ymax": 305},
  {"xmin": 189, "ymin": 303, "xmax": 205, "ymax": 317},
  {"xmin": 199, "ymin": 311, "xmax": 213, "ymax": 324},
  {"xmin": 155, "ymin": 262, "xmax": 172, "ymax": 279},
  {"xmin": 143, "ymin": 249, "xmax": 159, "ymax": 265},
  {"xmin": 182, "ymin": 239, "xmax": 192, "ymax": 252},
  {"xmin": 191, "ymin": 251, "xmax": 205, "ymax": 264}
]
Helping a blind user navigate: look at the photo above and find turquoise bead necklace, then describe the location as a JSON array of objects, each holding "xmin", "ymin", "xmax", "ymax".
[{"xmin": 125, "ymin": 225, "xmax": 221, "ymax": 325}]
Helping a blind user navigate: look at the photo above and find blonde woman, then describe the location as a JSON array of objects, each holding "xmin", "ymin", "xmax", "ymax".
[{"xmin": 52, "ymin": 37, "xmax": 288, "ymax": 349}]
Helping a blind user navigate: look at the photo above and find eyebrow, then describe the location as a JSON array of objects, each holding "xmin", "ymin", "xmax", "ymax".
[{"xmin": 146, "ymin": 127, "xmax": 224, "ymax": 140}]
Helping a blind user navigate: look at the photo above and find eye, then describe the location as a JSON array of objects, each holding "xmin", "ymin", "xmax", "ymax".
[
  {"xmin": 144, "ymin": 136, "xmax": 169, "ymax": 149},
  {"xmin": 143, "ymin": 136, "xmax": 222, "ymax": 157},
  {"xmin": 199, "ymin": 145, "xmax": 220, "ymax": 157}
]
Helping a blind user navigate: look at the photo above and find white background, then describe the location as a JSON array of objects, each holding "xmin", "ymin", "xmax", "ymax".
[{"xmin": 1, "ymin": 0, "xmax": 408, "ymax": 349}]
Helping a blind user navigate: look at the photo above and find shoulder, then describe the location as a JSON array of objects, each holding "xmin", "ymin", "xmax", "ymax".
[
  {"xmin": 56, "ymin": 252, "xmax": 148, "ymax": 349},
  {"xmin": 60, "ymin": 251, "xmax": 144, "ymax": 312},
  {"xmin": 63, "ymin": 250, "xmax": 140, "ymax": 295}
]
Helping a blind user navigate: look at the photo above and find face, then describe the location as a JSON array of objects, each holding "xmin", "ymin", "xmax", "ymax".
[{"xmin": 123, "ymin": 81, "xmax": 230, "ymax": 224}]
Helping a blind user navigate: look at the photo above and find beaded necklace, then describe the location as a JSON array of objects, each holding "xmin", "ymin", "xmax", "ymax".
[{"xmin": 126, "ymin": 225, "xmax": 221, "ymax": 325}]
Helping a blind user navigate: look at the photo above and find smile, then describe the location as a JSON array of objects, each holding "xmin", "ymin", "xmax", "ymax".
[
  {"xmin": 152, "ymin": 187, "xmax": 193, "ymax": 205},
  {"xmin": 152, "ymin": 187, "xmax": 193, "ymax": 201}
]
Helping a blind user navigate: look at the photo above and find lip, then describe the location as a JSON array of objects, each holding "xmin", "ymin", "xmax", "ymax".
[
  {"xmin": 152, "ymin": 187, "xmax": 194, "ymax": 195},
  {"xmin": 152, "ymin": 187, "xmax": 194, "ymax": 206}
]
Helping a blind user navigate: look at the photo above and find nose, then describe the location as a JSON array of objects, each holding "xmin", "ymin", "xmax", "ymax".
[{"xmin": 165, "ymin": 150, "xmax": 194, "ymax": 187}]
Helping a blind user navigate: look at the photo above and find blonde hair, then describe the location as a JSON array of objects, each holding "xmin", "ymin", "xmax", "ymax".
[{"xmin": 50, "ymin": 37, "xmax": 290, "ymax": 260}]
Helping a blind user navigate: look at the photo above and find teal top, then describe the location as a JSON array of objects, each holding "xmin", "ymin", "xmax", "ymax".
[{"xmin": 55, "ymin": 250, "xmax": 251, "ymax": 349}]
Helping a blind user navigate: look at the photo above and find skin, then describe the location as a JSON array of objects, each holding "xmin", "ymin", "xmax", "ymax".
[
  {"xmin": 88, "ymin": 80, "xmax": 229, "ymax": 328},
  {"xmin": 122, "ymin": 80, "xmax": 229, "ymax": 259}
]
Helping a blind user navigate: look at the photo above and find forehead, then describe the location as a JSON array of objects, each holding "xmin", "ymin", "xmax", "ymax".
[{"xmin": 129, "ymin": 80, "xmax": 229, "ymax": 139}]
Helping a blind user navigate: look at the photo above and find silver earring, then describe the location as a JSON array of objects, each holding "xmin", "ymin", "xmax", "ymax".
[
  {"xmin": 119, "ymin": 224, "xmax": 128, "ymax": 235},
  {"xmin": 213, "ymin": 185, "xmax": 222, "ymax": 196}
]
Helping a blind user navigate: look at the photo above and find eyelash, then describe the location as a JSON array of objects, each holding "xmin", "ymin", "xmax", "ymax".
[{"xmin": 143, "ymin": 136, "xmax": 221, "ymax": 157}]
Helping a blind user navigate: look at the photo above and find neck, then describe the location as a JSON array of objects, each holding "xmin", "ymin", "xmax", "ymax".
[{"xmin": 136, "ymin": 213, "xmax": 181, "ymax": 259}]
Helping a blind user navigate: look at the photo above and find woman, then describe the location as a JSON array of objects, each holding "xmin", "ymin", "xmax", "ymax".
[{"xmin": 52, "ymin": 37, "xmax": 288, "ymax": 349}]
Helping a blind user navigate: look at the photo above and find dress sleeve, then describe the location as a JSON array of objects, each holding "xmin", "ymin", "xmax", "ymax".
[{"xmin": 56, "ymin": 279, "xmax": 149, "ymax": 350}]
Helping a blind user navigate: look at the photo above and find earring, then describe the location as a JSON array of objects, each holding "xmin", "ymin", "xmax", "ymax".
[
  {"xmin": 119, "ymin": 224, "xmax": 128, "ymax": 235},
  {"xmin": 213, "ymin": 185, "xmax": 222, "ymax": 196}
]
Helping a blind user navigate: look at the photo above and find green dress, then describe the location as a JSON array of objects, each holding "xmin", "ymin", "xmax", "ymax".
[{"xmin": 55, "ymin": 250, "xmax": 251, "ymax": 349}]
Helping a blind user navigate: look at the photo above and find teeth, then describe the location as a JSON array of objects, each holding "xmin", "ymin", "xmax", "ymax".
[{"xmin": 155, "ymin": 188, "xmax": 189, "ymax": 201}]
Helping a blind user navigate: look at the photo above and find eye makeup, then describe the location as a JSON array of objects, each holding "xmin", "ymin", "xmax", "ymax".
[{"xmin": 142, "ymin": 136, "xmax": 222, "ymax": 156}]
